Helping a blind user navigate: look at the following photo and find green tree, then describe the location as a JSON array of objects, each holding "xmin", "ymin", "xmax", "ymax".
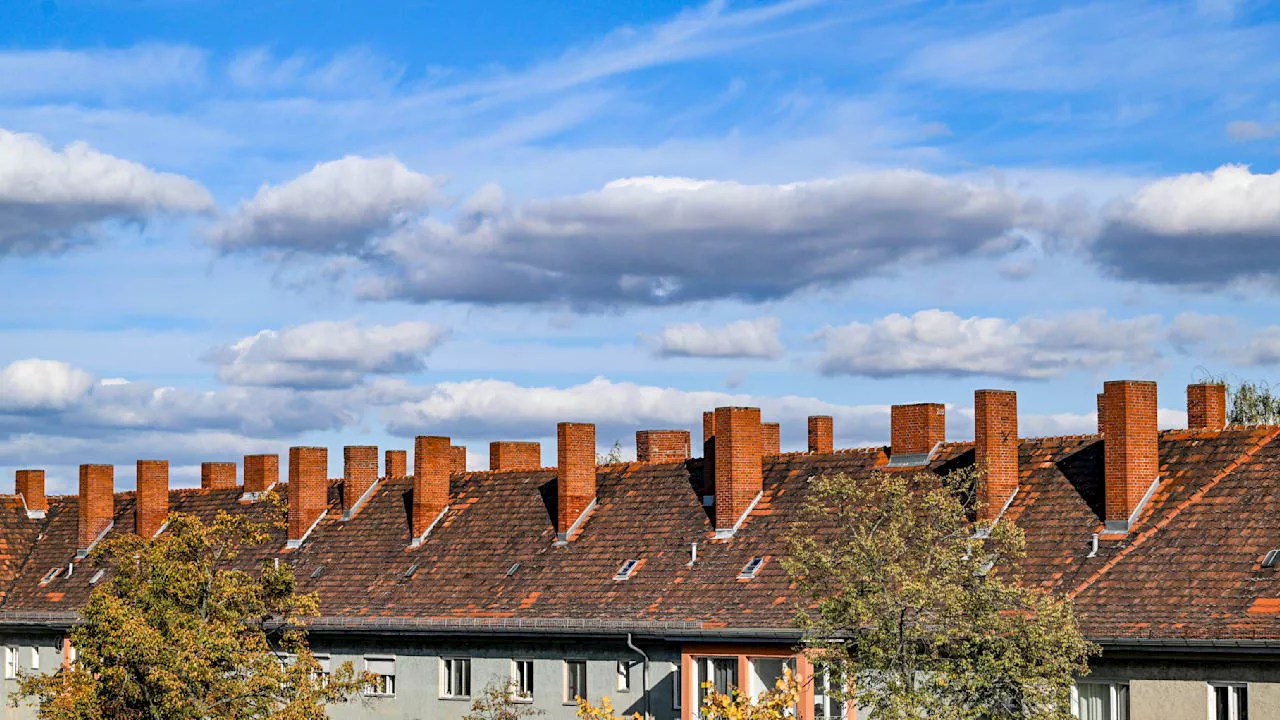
[
  {"xmin": 597, "ymin": 440, "xmax": 625, "ymax": 465},
  {"xmin": 784, "ymin": 468, "xmax": 1096, "ymax": 720},
  {"xmin": 9, "ymin": 502, "xmax": 369, "ymax": 720},
  {"xmin": 1199, "ymin": 375, "xmax": 1280, "ymax": 426},
  {"xmin": 464, "ymin": 680, "xmax": 546, "ymax": 720}
]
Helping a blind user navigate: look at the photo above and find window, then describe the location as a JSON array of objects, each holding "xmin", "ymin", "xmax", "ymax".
[
  {"xmin": 441, "ymin": 657, "xmax": 472, "ymax": 699},
  {"xmin": 4, "ymin": 647, "xmax": 16, "ymax": 679},
  {"xmin": 27, "ymin": 647, "xmax": 38, "ymax": 672},
  {"xmin": 749, "ymin": 657, "xmax": 794, "ymax": 695},
  {"xmin": 739, "ymin": 557, "xmax": 764, "ymax": 579},
  {"xmin": 1073, "ymin": 682, "xmax": 1129, "ymax": 720},
  {"xmin": 313, "ymin": 654, "xmax": 331, "ymax": 686},
  {"xmin": 617, "ymin": 660, "xmax": 631, "ymax": 692},
  {"xmin": 513, "ymin": 660, "xmax": 534, "ymax": 701},
  {"xmin": 1211, "ymin": 683, "xmax": 1248, "ymax": 720},
  {"xmin": 672, "ymin": 668, "xmax": 682, "ymax": 709},
  {"xmin": 565, "ymin": 660, "xmax": 588, "ymax": 703},
  {"xmin": 696, "ymin": 657, "xmax": 739, "ymax": 711},
  {"xmin": 813, "ymin": 668, "xmax": 846, "ymax": 720},
  {"xmin": 365, "ymin": 656, "xmax": 396, "ymax": 697},
  {"xmin": 615, "ymin": 559, "xmax": 639, "ymax": 580}
]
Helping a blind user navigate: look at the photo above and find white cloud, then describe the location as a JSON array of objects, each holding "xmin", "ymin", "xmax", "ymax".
[
  {"xmin": 0, "ymin": 359, "xmax": 94, "ymax": 411},
  {"xmin": 0, "ymin": 44, "xmax": 206, "ymax": 100},
  {"xmin": 208, "ymin": 320, "xmax": 450, "ymax": 389},
  {"xmin": 648, "ymin": 317, "xmax": 784, "ymax": 359},
  {"xmin": 205, "ymin": 155, "xmax": 444, "ymax": 253},
  {"xmin": 1226, "ymin": 120, "xmax": 1280, "ymax": 142},
  {"xmin": 0, "ymin": 129, "xmax": 215, "ymax": 255},
  {"xmin": 816, "ymin": 309, "xmax": 1163, "ymax": 380},
  {"xmin": 226, "ymin": 47, "xmax": 404, "ymax": 96}
]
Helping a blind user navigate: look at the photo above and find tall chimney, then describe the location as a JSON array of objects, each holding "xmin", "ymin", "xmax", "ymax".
[
  {"xmin": 1102, "ymin": 380, "xmax": 1159, "ymax": 532},
  {"xmin": 702, "ymin": 411, "xmax": 716, "ymax": 496},
  {"xmin": 1096, "ymin": 393, "xmax": 1106, "ymax": 434},
  {"xmin": 78, "ymin": 464, "xmax": 114, "ymax": 556},
  {"xmin": 385, "ymin": 450, "xmax": 407, "ymax": 478},
  {"xmin": 714, "ymin": 406, "xmax": 763, "ymax": 538},
  {"xmin": 15, "ymin": 469, "xmax": 47, "ymax": 518},
  {"xmin": 556, "ymin": 422, "xmax": 596, "ymax": 543},
  {"xmin": 243, "ymin": 454, "xmax": 279, "ymax": 496},
  {"xmin": 490, "ymin": 441, "xmax": 541, "ymax": 471},
  {"xmin": 636, "ymin": 430, "xmax": 691, "ymax": 463},
  {"xmin": 450, "ymin": 445, "xmax": 467, "ymax": 475},
  {"xmin": 135, "ymin": 460, "xmax": 169, "ymax": 538},
  {"xmin": 808, "ymin": 416, "xmax": 833, "ymax": 454},
  {"xmin": 890, "ymin": 403, "xmax": 945, "ymax": 456},
  {"xmin": 412, "ymin": 436, "xmax": 451, "ymax": 545},
  {"xmin": 761, "ymin": 422, "xmax": 781, "ymax": 455},
  {"xmin": 343, "ymin": 445, "xmax": 379, "ymax": 520},
  {"xmin": 1187, "ymin": 383, "xmax": 1227, "ymax": 431},
  {"xmin": 286, "ymin": 447, "xmax": 328, "ymax": 548},
  {"xmin": 974, "ymin": 390, "xmax": 1019, "ymax": 522},
  {"xmin": 201, "ymin": 462, "xmax": 237, "ymax": 491}
]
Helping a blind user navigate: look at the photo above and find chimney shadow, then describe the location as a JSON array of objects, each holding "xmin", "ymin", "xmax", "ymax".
[
  {"xmin": 931, "ymin": 448, "xmax": 978, "ymax": 521},
  {"xmin": 685, "ymin": 458, "xmax": 715, "ymax": 523},
  {"xmin": 400, "ymin": 488, "xmax": 414, "ymax": 533},
  {"xmin": 1056, "ymin": 440, "xmax": 1106, "ymax": 522},
  {"xmin": 538, "ymin": 479, "xmax": 559, "ymax": 534}
]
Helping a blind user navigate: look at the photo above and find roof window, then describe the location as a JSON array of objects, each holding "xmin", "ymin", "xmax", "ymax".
[
  {"xmin": 40, "ymin": 567, "xmax": 61, "ymax": 585},
  {"xmin": 1263, "ymin": 550, "xmax": 1280, "ymax": 569},
  {"xmin": 738, "ymin": 556, "xmax": 765, "ymax": 579},
  {"xmin": 90, "ymin": 569, "xmax": 106, "ymax": 585},
  {"xmin": 403, "ymin": 564, "xmax": 419, "ymax": 579},
  {"xmin": 310, "ymin": 565, "xmax": 325, "ymax": 579},
  {"xmin": 615, "ymin": 559, "xmax": 639, "ymax": 580},
  {"xmin": 506, "ymin": 562, "xmax": 521, "ymax": 577}
]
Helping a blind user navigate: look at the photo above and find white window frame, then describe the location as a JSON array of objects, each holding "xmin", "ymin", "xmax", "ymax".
[
  {"xmin": 440, "ymin": 656, "xmax": 472, "ymax": 699},
  {"xmin": 27, "ymin": 647, "xmax": 38, "ymax": 673},
  {"xmin": 364, "ymin": 656, "xmax": 396, "ymax": 697},
  {"xmin": 4, "ymin": 647, "xmax": 17, "ymax": 679},
  {"xmin": 564, "ymin": 659, "xmax": 588, "ymax": 704},
  {"xmin": 695, "ymin": 656, "xmax": 740, "ymax": 716},
  {"xmin": 1070, "ymin": 681, "xmax": 1129, "ymax": 720},
  {"xmin": 312, "ymin": 653, "xmax": 331, "ymax": 686},
  {"xmin": 813, "ymin": 667, "xmax": 846, "ymax": 720},
  {"xmin": 672, "ymin": 667, "xmax": 682, "ymax": 709},
  {"xmin": 512, "ymin": 659, "xmax": 535, "ymax": 702},
  {"xmin": 617, "ymin": 660, "xmax": 632, "ymax": 692},
  {"xmin": 1209, "ymin": 682, "xmax": 1249, "ymax": 720}
]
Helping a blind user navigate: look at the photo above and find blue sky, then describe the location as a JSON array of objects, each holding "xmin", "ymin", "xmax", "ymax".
[{"xmin": 4, "ymin": 0, "xmax": 1280, "ymax": 491}]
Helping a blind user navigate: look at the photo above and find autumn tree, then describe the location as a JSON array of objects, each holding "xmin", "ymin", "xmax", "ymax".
[
  {"xmin": 785, "ymin": 468, "xmax": 1095, "ymax": 720},
  {"xmin": 576, "ymin": 673, "xmax": 798, "ymax": 720},
  {"xmin": 9, "ymin": 503, "xmax": 369, "ymax": 720},
  {"xmin": 465, "ymin": 680, "xmax": 546, "ymax": 720}
]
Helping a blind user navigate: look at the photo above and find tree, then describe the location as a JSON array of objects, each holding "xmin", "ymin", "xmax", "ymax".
[
  {"xmin": 784, "ymin": 468, "xmax": 1096, "ymax": 720},
  {"xmin": 597, "ymin": 441, "xmax": 625, "ymax": 465},
  {"xmin": 1198, "ymin": 374, "xmax": 1280, "ymax": 426},
  {"xmin": 576, "ymin": 673, "xmax": 798, "ymax": 720},
  {"xmin": 9, "ymin": 502, "xmax": 369, "ymax": 720},
  {"xmin": 465, "ymin": 681, "xmax": 545, "ymax": 720}
]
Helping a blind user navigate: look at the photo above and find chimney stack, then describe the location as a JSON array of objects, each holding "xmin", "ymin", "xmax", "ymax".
[
  {"xmin": 15, "ymin": 470, "xmax": 47, "ymax": 518},
  {"xmin": 201, "ymin": 462, "xmax": 237, "ymax": 491},
  {"xmin": 808, "ymin": 416, "xmax": 833, "ymax": 454},
  {"xmin": 761, "ymin": 422, "xmax": 781, "ymax": 455},
  {"xmin": 385, "ymin": 450, "xmax": 407, "ymax": 478},
  {"xmin": 343, "ymin": 445, "xmax": 379, "ymax": 519},
  {"xmin": 286, "ymin": 447, "xmax": 328, "ymax": 548},
  {"xmin": 77, "ymin": 464, "xmax": 114, "ymax": 556},
  {"xmin": 1101, "ymin": 380, "xmax": 1159, "ymax": 533},
  {"xmin": 243, "ymin": 454, "xmax": 279, "ymax": 496},
  {"xmin": 636, "ymin": 430, "xmax": 691, "ymax": 463},
  {"xmin": 974, "ymin": 390, "xmax": 1019, "ymax": 522},
  {"xmin": 1187, "ymin": 383, "xmax": 1227, "ymax": 431},
  {"xmin": 135, "ymin": 460, "xmax": 169, "ymax": 538},
  {"xmin": 556, "ymin": 422, "xmax": 596, "ymax": 543},
  {"xmin": 412, "ymin": 436, "xmax": 451, "ymax": 545},
  {"xmin": 890, "ymin": 403, "xmax": 945, "ymax": 456},
  {"xmin": 450, "ymin": 445, "xmax": 467, "ymax": 475},
  {"xmin": 703, "ymin": 411, "xmax": 716, "ymax": 496},
  {"xmin": 1097, "ymin": 393, "xmax": 1106, "ymax": 434},
  {"xmin": 713, "ymin": 406, "xmax": 763, "ymax": 538},
  {"xmin": 490, "ymin": 441, "xmax": 541, "ymax": 471}
]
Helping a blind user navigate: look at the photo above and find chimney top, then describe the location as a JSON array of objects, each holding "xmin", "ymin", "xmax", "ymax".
[
  {"xmin": 15, "ymin": 469, "xmax": 47, "ymax": 518},
  {"xmin": 808, "ymin": 416, "xmax": 833, "ymax": 454},
  {"xmin": 1187, "ymin": 382, "xmax": 1227, "ymax": 431},
  {"xmin": 636, "ymin": 430, "xmax": 691, "ymax": 463},
  {"xmin": 556, "ymin": 422, "xmax": 597, "ymax": 544},
  {"xmin": 888, "ymin": 403, "xmax": 945, "ymax": 466},
  {"xmin": 1102, "ymin": 380, "xmax": 1159, "ymax": 533}
]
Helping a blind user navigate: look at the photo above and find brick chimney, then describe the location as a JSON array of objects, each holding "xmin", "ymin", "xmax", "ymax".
[
  {"xmin": 890, "ymin": 403, "xmax": 945, "ymax": 456},
  {"xmin": 286, "ymin": 447, "xmax": 328, "ymax": 548},
  {"xmin": 761, "ymin": 422, "xmax": 781, "ymax": 455},
  {"xmin": 135, "ymin": 460, "xmax": 169, "ymax": 538},
  {"xmin": 974, "ymin": 390, "xmax": 1019, "ymax": 523},
  {"xmin": 703, "ymin": 411, "xmax": 716, "ymax": 496},
  {"xmin": 412, "ymin": 436, "xmax": 451, "ymax": 546},
  {"xmin": 490, "ymin": 441, "xmax": 541, "ymax": 471},
  {"xmin": 201, "ymin": 462, "xmax": 237, "ymax": 490},
  {"xmin": 1187, "ymin": 383, "xmax": 1227, "ymax": 431},
  {"xmin": 556, "ymin": 422, "xmax": 596, "ymax": 543},
  {"xmin": 343, "ymin": 445, "xmax": 379, "ymax": 520},
  {"xmin": 14, "ymin": 469, "xmax": 47, "ymax": 518},
  {"xmin": 450, "ymin": 445, "xmax": 467, "ymax": 475},
  {"xmin": 1096, "ymin": 393, "xmax": 1106, "ymax": 434},
  {"xmin": 243, "ymin": 454, "xmax": 279, "ymax": 496},
  {"xmin": 808, "ymin": 416, "xmax": 833, "ymax": 454},
  {"xmin": 78, "ymin": 464, "xmax": 114, "ymax": 557},
  {"xmin": 385, "ymin": 450, "xmax": 407, "ymax": 478},
  {"xmin": 714, "ymin": 406, "xmax": 763, "ymax": 538},
  {"xmin": 636, "ymin": 430, "xmax": 691, "ymax": 463},
  {"xmin": 1101, "ymin": 380, "xmax": 1159, "ymax": 533}
]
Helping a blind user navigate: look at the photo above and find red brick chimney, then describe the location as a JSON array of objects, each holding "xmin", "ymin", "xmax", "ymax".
[
  {"xmin": 490, "ymin": 441, "xmax": 541, "ymax": 471},
  {"xmin": 1101, "ymin": 380, "xmax": 1159, "ymax": 533},
  {"xmin": 412, "ymin": 435, "xmax": 451, "ymax": 546},
  {"xmin": 14, "ymin": 469, "xmax": 47, "ymax": 518},
  {"xmin": 890, "ymin": 403, "xmax": 945, "ymax": 457},
  {"xmin": 286, "ymin": 447, "xmax": 328, "ymax": 549},
  {"xmin": 201, "ymin": 462, "xmax": 237, "ymax": 491},
  {"xmin": 556, "ymin": 422, "xmax": 596, "ymax": 543},
  {"xmin": 385, "ymin": 450, "xmax": 407, "ymax": 478},
  {"xmin": 1096, "ymin": 393, "xmax": 1106, "ymax": 434},
  {"xmin": 636, "ymin": 430, "xmax": 691, "ymax": 463},
  {"xmin": 342, "ymin": 445, "xmax": 379, "ymax": 520},
  {"xmin": 1187, "ymin": 383, "xmax": 1227, "ymax": 431},
  {"xmin": 135, "ymin": 460, "xmax": 169, "ymax": 538},
  {"xmin": 974, "ymin": 390, "xmax": 1019, "ymax": 523},
  {"xmin": 808, "ymin": 416, "xmax": 833, "ymax": 454},
  {"xmin": 78, "ymin": 464, "xmax": 114, "ymax": 557},
  {"xmin": 450, "ymin": 445, "xmax": 467, "ymax": 475},
  {"xmin": 761, "ymin": 422, "xmax": 781, "ymax": 455},
  {"xmin": 243, "ymin": 454, "xmax": 279, "ymax": 497},
  {"xmin": 714, "ymin": 406, "xmax": 763, "ymax": 538},
  {"xmin": 703, "ymin": 411, "xmax": 716, "ymax": 497}
]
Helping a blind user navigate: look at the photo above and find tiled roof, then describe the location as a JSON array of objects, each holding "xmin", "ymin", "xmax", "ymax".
[{"xmin": 3, "ymin": 429, "xmax": 1280, "ymax": 641}]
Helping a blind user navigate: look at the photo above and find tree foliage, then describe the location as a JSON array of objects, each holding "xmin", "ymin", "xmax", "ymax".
[
  {"xmin": 464, "ymin": 681, "xmax": 546, "ymax": 720},
  {"xmin": 576, "ymin": 673, "xmax": 798, "ymax": 720},
  {"xmin": 784, "ymin": 468, "xmax": 1096, "ymax": 720},
  {"xmin": 9, "ymin": 502, "xmax": 370, "ymax": 720},
  {"xmin": 1198, "ymin": 374, "xmax": 1280, "ymax": 426}
]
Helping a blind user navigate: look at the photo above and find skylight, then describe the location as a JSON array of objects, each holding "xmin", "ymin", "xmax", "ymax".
[
  {"xmin": 40, "ymin": 567, "xmax": 61, "ymax": 585},
  {"xmin": 403, "ymin": 564, "xmax": 419, "ymax": 579},
  {"xmin": 90, "ymin": 569, "xmax": 106, "ymax": 585},
  {"xmin": 615, "ymin": 559, "xmax": 639, "ymax": 580},
  {"xmin": 507, "ymin": 562, "xmax": 521, "ymax": 577},
  {"xmin": 1263, "ymin": 550, "xmax": 1280, "ymax": 569},
  {"xmin": 739, "ymin": 556, "xmax": 765, "ymax": 579},
  {"xmin": 310, "ymin": 565, "xmax": 325, "ymax": 579}
]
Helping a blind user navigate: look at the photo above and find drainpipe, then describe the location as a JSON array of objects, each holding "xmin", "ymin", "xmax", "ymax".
[{"xmin": 627, "ymin": 632, "xmax": 651, "ymax": 720}]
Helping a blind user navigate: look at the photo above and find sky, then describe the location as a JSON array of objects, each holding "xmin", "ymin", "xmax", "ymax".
[{"xmin": 4, "ymin": 0, "xmax": 1280, "ymax": 492}]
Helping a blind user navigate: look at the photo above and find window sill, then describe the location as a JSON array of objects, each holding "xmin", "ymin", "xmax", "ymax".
[{"xmin": 439, "ymin": 696, "xmax": 471, "ymax": 702}]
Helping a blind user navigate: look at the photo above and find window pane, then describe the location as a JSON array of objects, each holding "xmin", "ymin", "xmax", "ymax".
[
  {"xmin": 1114, "ymin": 684, "xmax": 1129, "ymax": 720},
  {"xmin": 1237, "ymin": 686, "xmax": 1248, "ymax": 720},
  {"xmin": 567, "ymin": 661, "xmax": 587, "ymax": 701},
  {"xmin": 1215, "ymin": 686, "xmax": 1229, "ymax": 720},
  {"xmin": 713, "ymin": 658, "xmax": 737, "ymax": 694},
  {"xmin": 752, "ymin": 658, "xmax": 786, "ymax": 695},
  {"xmin": 673, "ymin": 668, "xmax": 682, "ymax": 709},
  {"xmin": 366, "ymin": 657, "xmax": 395, "ymax": 676},
  {"xmin": 1076, "ymin": 683, "xmax": 1109, "ymax": 720}
]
